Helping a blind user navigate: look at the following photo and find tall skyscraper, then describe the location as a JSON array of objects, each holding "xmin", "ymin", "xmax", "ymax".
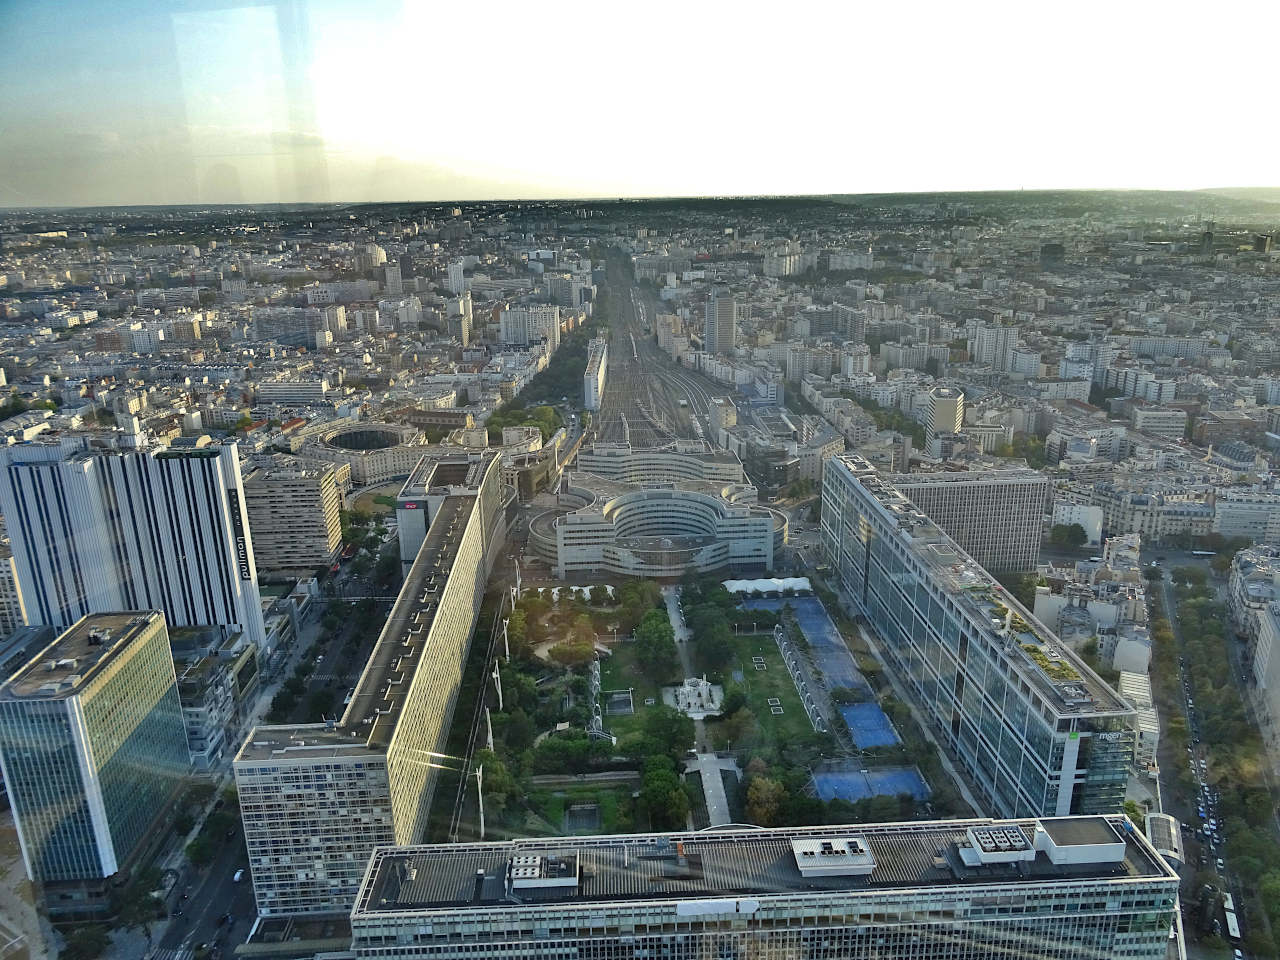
[
  {"xmin": 0, "ymin": 439, "xmax": 266, "ymax": 648},
  {"xmin": 348, "ymin": 816, "xmax": 1180, "ymax": 959},
  {"xmin": 704, "ymin": 285, "xmax": 736, "ymax": 355},
  {"xmin": 823, "ymin": 455, "xmax": 1134, "ymax": 819},
  {"xmin": 927, "ymin": 385, "xmax": 965, "ymax": 435},
  {"xmin": 0, "ymin": 611, "xmax": 190, "ymax": 914}
]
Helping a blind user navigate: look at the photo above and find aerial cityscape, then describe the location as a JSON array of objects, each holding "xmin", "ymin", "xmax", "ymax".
[{"xmin": 0, "ymin": 188, "xmax": 1277, "ymax": 960}]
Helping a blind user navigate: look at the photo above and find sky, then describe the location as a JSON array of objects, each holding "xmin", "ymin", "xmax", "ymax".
[{"xmin": 1, "ymin": 0, "xmax": 1278, "ymax": 207}]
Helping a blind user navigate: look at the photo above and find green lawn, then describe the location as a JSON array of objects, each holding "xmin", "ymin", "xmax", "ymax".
[
  {"xmin": 597, "ymin": 640, "xmax": 672, "ymax": 741},
  {"xmin": 705, "ymin": 634, "xmax": 814, "ymax": 750},
  {"xmin": 524, "ymin": 785, "xmax": 633, "ymax": 836}
]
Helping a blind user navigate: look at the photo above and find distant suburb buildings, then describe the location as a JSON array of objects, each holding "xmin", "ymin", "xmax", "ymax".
[
  {"xmin": 0, "ymin": 612, "xmax": 189, "ymax": 916},
  {"xmin": 583, "ymin": 336, "xmax": 608, "ymax": 411},
  {"xmin": 0, "ymin": 438, "xmax": 267, "ymax": 648},
  {"xmin": 823, "ymin": 455, "xmax": 1134, "ymax": 819},
  {"xmin": 234, "ymin": 452, "xmax": 505, "ymax": 917},
  {"xmin": 348, "ymin": 816, "xmax": 1179, "ymax": 960}
]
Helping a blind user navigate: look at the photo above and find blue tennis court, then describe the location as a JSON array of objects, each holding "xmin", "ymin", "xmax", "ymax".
[
  {"xmin": 742, "ymin": 596, "xmax": 869, "ymax": 692},
  {"xmin": 813, "ymin": 766, "xmax": 930, "ymax": 803},
  {"xmin": 839, "ymin": 702, "xmax": 900, "ymax": 749}
]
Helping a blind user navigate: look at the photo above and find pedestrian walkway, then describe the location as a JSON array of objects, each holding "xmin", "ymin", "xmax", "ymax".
[{"xmin": 687, "ymin": 752, "xmax": 740, "ymax": 826}]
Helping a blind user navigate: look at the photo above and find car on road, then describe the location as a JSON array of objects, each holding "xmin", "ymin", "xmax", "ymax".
[
  {"xmin": 1217, "ymin": 857, "xmax": 1225, "ymax": 872},
  {"xmin": 233, "ymin": 869, "xmax": 244, "ymax": 883}
]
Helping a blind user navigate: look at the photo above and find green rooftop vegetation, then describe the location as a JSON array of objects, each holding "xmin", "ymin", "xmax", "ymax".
[{"xmin": 1021, "ymin": 644, "xmax": 1080, "ymax": 683}]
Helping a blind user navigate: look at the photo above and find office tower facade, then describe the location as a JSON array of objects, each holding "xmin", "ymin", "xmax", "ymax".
[
  {"xmin": 885, "ymin": 469, "xmax": 1051, "ymax": 572},
  {"xmin": 823, "ymin": 456, "xmax": 1134, "ymax": 819},
  {"xmin": 927, "ymin": 385, "xmax": 965, "ymax": 435},
  {"xmin": 242, "ymin": 464, "xmax": 344, "ymax": 572},
  {"xmin": 0, "ymin": 612, "xmax": 189, "ymax": 914},
  {"xmin": 0, "ymin": 440, "xmax": 266, "ymax": 648},
  {"xmin": 583, "ymin": 337, "xmax": 608, "ymax": 411},
  {"xmin": 234, "ymin": 453, "xmax": 504, "ymax": 917},
  {"xmin": 0, "ymin": 546, "xmax": 28, "ymax": 638},
  {"xmin": 349, "ymin": 816, "xmax": 1179, "ymax": 960},
  {"xmin": 705, "ymin": 285, "xmax": 736, "ymax": 355}
]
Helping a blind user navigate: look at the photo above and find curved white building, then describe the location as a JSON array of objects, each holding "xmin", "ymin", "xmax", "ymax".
[
  {"xmin": 531, "ymin": 475, "xmax": 784, "ymax": 580},
  {"xmin": 299, "ymin": 422, "xmax": 428, "ymax": 484}
]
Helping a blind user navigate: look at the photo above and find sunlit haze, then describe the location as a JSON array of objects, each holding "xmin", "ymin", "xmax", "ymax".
[{"xmin": 2, "ymin": 0, "xmax": 1278, "ymax": 206}]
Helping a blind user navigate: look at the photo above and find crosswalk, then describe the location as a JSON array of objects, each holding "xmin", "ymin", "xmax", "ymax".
[{"xmin": 149, "ymin": 946, "xmax": 194, "ymax": 960}]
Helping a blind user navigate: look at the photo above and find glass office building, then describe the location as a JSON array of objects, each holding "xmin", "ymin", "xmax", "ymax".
[
  {"xmin": 822, "ymin": 455, "xmax": 1135, "ymax": 819},
  {"xmin": 0, "ymin": 612, "xmax": 189, "ymax": 914},
  {"xmin": 348, "ymin": 817, "xmax": 1180, "ymax": 959}
]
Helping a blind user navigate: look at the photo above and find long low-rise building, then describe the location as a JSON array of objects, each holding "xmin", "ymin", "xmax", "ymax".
[
  {"xmin": 822, "ymin": 455, "xmax": 1135, "ymax": 820},
  {"xmin": 347, "ymin": 816, "xmax": 1180, "ymax": 959},
  {"xmin": 583, "ymin": 336, "xmax": 607, "ymax": 411},
  {"xmin": 574, "ymin": 440, "xmax": 744, "ymax": 484}
]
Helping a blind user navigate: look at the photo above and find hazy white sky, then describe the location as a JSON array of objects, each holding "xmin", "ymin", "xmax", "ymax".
[{"xmin": 1, "ymin": 0, "xmax": 1277, "ymax": 205}]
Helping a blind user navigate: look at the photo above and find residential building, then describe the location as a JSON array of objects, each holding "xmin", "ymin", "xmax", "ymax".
[
  {"xmin": 823, "ymin": 455, "xmax": 1135, "ymax": 818},
  {"xmin": 885, "ymin": 469, "xmax": 1051, "ymax": 572},
  {"xmin": 927, "ymin": 385, "xmax": 964, "ymax": 435},
  {"xmin": 242, "ymin": 464, "xmax": 344, "ymax": 572},
  {"xmin": 349, "ymin": 817, "xmax": 1180, "ymax": 960},
  {"xmin": 0, "ymin": 439, "xmax": 267, "ymax": 648},
  {"xmin": 0, "ymin": 612, "xmax": 189, "ymax": 915},
  {"xmin": 234, "ymin": 453, "xmax": 504, "ymax": 917},
  {"xmin": 705, "ymin": 285, "xmax": 735, "ymax": 355}
]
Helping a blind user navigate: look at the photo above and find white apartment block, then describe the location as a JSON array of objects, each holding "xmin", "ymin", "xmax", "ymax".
[
  {"xmin": 1129, "ymin": 404, "xmax": 1188, "ymax": 439},
  {"xmin": 1214, "ymin": 490, "xmax": 1280, "ymax": 543}
]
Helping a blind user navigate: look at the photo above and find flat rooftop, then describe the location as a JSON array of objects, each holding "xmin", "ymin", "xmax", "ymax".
[
  {"xmin": 235, "ymin": 723, "xmax": 382, "ymax": 763},
  {"xmin": 1, "ymin": 612, "xmax": 162, "ymax": 699},
  {"xmin": 355, "ymin": 817, "xmax": 1176, "ymax": 916},
  {"xmin": 398, "ymin": 451, "xmax": 495, "ymax": 499}
]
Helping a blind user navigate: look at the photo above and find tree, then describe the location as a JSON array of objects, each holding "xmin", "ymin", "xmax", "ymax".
[
  {"xmin": 1049, "ymin": 523, "xmax": 1088, "ymax": 549},
  {"xmin": 116, "ymin": 866, "xmax": 162, "ymax": 951},
  {"xmin": 720, "ymin": 707, "xmax": 757, "ymax": 745},
  {"xmin": 643, "ymin": 706, "xmax": 695, "ymax": 762},
  {"xmin": 634, "ymin": 609, "xmax": 677, "ymax": 679},
  {"xmin": 641, "ymin": 756, "xmax": 689, "ymax": 830},
  {"xmin": 186, "ymin": 836, "xmax": 214, "ymax": 866},
  {"xmin": 62, "ymin": 927, "xmax": 110, "ymax": 960},
  {"xmin": 474, "ymin": 749, "xmax": 519, "ymax": 816},
  {"xmin": 746, "ymin": 776, "xmax": 786, "ymax": 826},
  {"xmin": 1142, "ymin": 565, "xmax": 1163, "ymax": 581},
  {"xmin": 504, "ymin": 707, "xmax": 535, "ymax": 752}
]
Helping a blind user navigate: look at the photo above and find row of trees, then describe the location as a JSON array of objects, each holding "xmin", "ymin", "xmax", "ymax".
[{"xmin": 1161, "ymin": 577, "xmax": 1280, "ymax": 956}]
